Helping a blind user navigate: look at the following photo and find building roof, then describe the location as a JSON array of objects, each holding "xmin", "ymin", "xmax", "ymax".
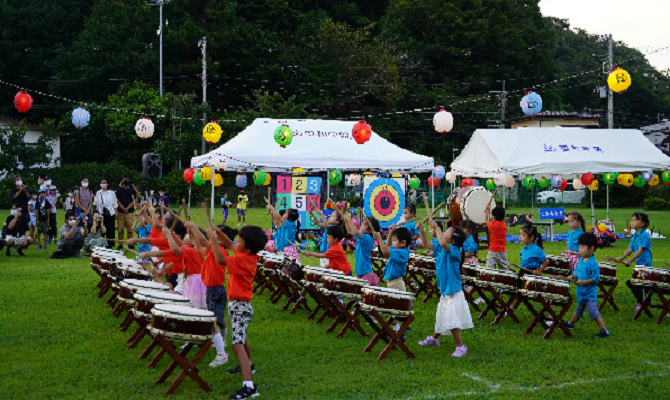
[
  {"xmin": 0, "ymin": 116, "xmax": 67, "ymax": 137},
  {"xmin": 640, "ymin": 119, "xmax": 670, "ymax": 134},
  {"xmin": 503, "ymin": 111, "xmax": 605, "ymax": 123}
]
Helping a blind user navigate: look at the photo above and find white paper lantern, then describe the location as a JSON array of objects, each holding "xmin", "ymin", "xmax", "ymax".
[
  {"xmin": 446, "ymin": 172, "xmax": 457, "ymax": 183},
  {"xmin": 347, "ymin": 173, "xmax": 361, "ymax": 187},
  {"xmin": 433, "ymin": 109, "xmax": 454, "ymax": 133},
  {"xmin": 135, "ymin": 118, "xmax": 154, "ymax": 139},
  {"xmin": 572, "ymin": 178, "xmax": 584, "ymax": 190},
  {"xmin": 494, "ymin": 172, "xmax": 507, "ymax": 187},
  {"xmin": 212, "ymin": 154, "xmax": 228, "ymax": 171},
  {"xmin": 505, "ymin": 176, "xmax": 515, "ymax": 188}
]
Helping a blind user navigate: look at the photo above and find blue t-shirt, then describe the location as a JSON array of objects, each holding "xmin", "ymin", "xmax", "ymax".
[
  {"xmin": 519, "ymin": 244, "xmax": 546, "ymax": 270},
  {"xmin": 432, "ymin": 239, "xmax": 462, "ymax": 296},
  {"xmin": 463, "ymin": 235, "xmax": 478, "ymax": 255},
  {"xmin": 404, "ymin": 221, "xmax": 419, "ymax": 238},
  {"xmin": 567, "ymin": 228, "xmax": 584, "ymax": 252},
  {"xmin": 275, "ymin": 220, "xmax": 297, "ymax": 252},
  {"xmin": 629, "ymin": 230, "xmax": 652, "ymax": 266},
  {"xmin": 137, "ymin": 225, "xmax": 152, "ymax": 253},
  {"xmin": 319, "ymin": 225, "xmax": 330, "ymax": 253},
  {"xmin": 383, "ymin": 247, "xmax": 409, "ymax": 281},
  {"xmin": 353, "ymin": 233, "xmax": 375, "ymax": 276},
  {"xmin": 574, "ymin": 256, "xmax": 600, "ymax": 302}
]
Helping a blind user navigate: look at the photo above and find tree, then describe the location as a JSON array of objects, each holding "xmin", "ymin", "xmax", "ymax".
[{"xmin": 0, "ymin": 119, "xmax": 60, "ymax": 175}]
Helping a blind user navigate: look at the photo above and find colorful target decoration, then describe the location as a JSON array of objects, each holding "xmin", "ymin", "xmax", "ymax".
[{"xmin": 363, "ymin": 176, "xmax": 407, "ymax": 229}]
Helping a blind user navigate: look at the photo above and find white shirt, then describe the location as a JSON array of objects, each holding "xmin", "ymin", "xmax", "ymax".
[{"xmin": 94, "ymin": 190, "xmax": 117, "ymax": 216}]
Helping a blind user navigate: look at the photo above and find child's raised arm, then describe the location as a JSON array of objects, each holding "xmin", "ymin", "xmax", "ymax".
[
  {"xmin": 343, "ymin": 213, "xmax": 361, "ymax": 238},
  {"xmin": 267, "ymin": 204, "xmax": 284, "ymax": 227},
  {"xmin": 417, "ymin": 220, "xmax": 429, "ymax": 250},
  {"xmin": 431, "ymin": 221, "xmax": 450, "ymax": 251},
  {"xmin": 164, "ymin": 227, "xmax": 182, "ymax": 255},
  {"xmin": 207, "ymin": 228, "xmax": 227, "ymax": 265}
]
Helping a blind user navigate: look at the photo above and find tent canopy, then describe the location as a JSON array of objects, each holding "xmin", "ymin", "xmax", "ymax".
[
  {"xmin": 450, "ymin": 127, "xmax": 670, "ymax": 178},
  {"xmin": 190, "ymin": 118, "xmax": 434, "ymax": 172}
]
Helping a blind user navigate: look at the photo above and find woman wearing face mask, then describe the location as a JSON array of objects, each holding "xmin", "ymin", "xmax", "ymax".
[
  {"xmin": 93, "ymin": 178, "xmax": 117, "ymax": 246},
  {"xmin": 9, "ymin": 175, "xmax": 31, "ymax": 238},
  {"xmin": 75, "ymin": 177, "xmax": 93, "ymax": 229},
  {"xmin": 53, "ymin": 211, "xmax": 88, "ymax": 258}
]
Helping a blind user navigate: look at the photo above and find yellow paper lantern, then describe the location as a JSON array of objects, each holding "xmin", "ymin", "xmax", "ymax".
[
  {"xmin": 649, "ymin": 174, "xmax": 660, "ymax": 186},
  {"xmin": 363, "ymin": 170, "xmax": 375, "ymax": 178},
  {"xmin": 292, "ymin": 167, "xmax": 306, "ymax": 176},
  {"xmin": 391, "ymin": 172, "xmax": 402, "ymax": 178},
  {"xmin": 607, "ymin": 68, "xmax": 632, "ymax": 93},
  {"xmin": 214, "ymin": 173, "xmax": 223, "ymax": 187},
  {"xmin": 588, "ymin": 180, "xmax": 599, "ymax": 191},
  {"xmin": 262, "ymin": 172, "xmax": 271, "ymax": 186},
  {"xmin": 620, "ymin": 173, "xmax": 634, "ymax": 187},
  {"xmin": 200, "ymin": 167, "xmax": 213, "ymax": 181},
  {"xmin": 203, "ymin": 122, "xmax": 223, "ymax": 143}
]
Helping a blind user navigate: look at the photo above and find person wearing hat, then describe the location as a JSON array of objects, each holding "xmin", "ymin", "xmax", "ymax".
[{"xmin": 40, "ymin": 174, "xmax": 60, "ymax": 246}]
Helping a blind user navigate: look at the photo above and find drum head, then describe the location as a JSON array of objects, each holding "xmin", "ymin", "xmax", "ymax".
[
  {"xmin": 136, "ymin": 290, "xmax": 189, "ymax": 302},
  {"xmin": 460, "ymin": 187, "xmax": 496, "ymax": 225},
  {"xmin": 120, "ymin": 279, "xmax": 170, "ymax": 291},
  {"xmin": 363, "ymin": 286, "xmax": 416, "ymax": 299},
  {"xmin": 154, "ymin": 304, "xmax": 212, "ymax": 316}
]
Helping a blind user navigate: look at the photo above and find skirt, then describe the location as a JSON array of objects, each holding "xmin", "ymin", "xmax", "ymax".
[
  {"xmin": 465, "ymin": 255, "xmax": 479, "ymax": 266},
  {"xmin": 561, "ymin": 250, "xmax": 580, "ymax": 272},
  {"xmin": 184, "ymin": 274, "xmax": 207, "ymax": 309},
  {"xmin": 281, "ymin": 246, "xmax": 302, "ymax": 265},
  {"xmin": 358, "ymin": 272, "xmax": 380, "ymax": 286},
  {"xmin": 435, "ymin": 291, "xmax": 474, "ymax": 335}
]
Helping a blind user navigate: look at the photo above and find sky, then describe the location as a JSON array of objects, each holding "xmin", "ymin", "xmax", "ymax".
[{"xmin": 540, "ymin": 0, "xmax": 670, "ymax": 71}]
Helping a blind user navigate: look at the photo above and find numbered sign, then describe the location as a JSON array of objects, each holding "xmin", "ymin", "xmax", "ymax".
[{"xmin": 272, "ymin": 174, "xmax": 325, "ymax": 231}]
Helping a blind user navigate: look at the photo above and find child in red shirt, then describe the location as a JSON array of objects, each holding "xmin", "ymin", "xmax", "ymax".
[
  {"xmin": 165, "ymin": 227, "xmax": 206, "ymax": 308},
  {"xmin": 302, "ymin": 226, "xmax": 352, "ymax": 275},
  {"xmin": 485, "ymin": 204, "xmax": 509, "ymax": 270},
  {"xmin": 208, "ymin": 225, "xmax": 268, "ymax": 400}
]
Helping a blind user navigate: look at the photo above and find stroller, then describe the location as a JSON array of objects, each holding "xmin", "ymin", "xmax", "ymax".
[{"xmin": 592, "ymin": 220, "xmax": 617, "ymax": 249}]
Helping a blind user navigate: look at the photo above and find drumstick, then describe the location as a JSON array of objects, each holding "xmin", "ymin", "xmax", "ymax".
[
  {"xmin": 171, "ymin": 205, "xmax": 183, "ymax": 230},
  {"xmin": 394, "ymin": 217, "xmax": 416, "ymax": 228},
  {"xmin": 420, "ymin": 202, "xmax": 446, "ymax": 223},
  {"xmin": 132, "ymin": 184, "xmax": 141, "ymax": 200},
  {"xmin": 181, "ymin": 198, "xmax": 189, "ymax": 221},
  {"xmin": 123, "ymin": 245, "xmax": 139, "ymax": 257},
  {"xmin": 509, "ymin": 263, "xmax": 534, "ymax": 273},
  {"xmin": 602, "ymin": 255, "xmax": 626, "ymax": 265},
  {"xmin": 358, "ymin": 207, "xmax": 376, "ymax": 234},
  {"xmin": 423, "ymin": 195, "xmax": 433, "ymax": 222}
]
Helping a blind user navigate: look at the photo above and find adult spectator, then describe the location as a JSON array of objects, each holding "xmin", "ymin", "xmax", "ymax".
[
  {"xmin": 9, "ymin": 174, "xmax": 30, "ymax": 237},
  {"xmin": 93, "ymin": 177, "xmax": 117, "ymax": 247},
  {"xmin": 115, "ymin": 174, "xmax": 137, "ymax": 250},
  {"xmin": 74, "ymin": 176, "xmax": 93, "ymax": 229},
  {"xmin": 41, "ymin": 174, "xmax": 60, "ymax": 246},
  {"xmin": 2, "ymin": 204, "xmax": 34, "ymax": 256},
  {"xmin": 50, "ymin": 211, "xmax": 87, "ymax": 259}
]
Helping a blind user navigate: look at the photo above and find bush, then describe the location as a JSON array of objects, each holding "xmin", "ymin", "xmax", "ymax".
[
  {"xmin": 643, "ymin": 197, "xmax": 669, "ymax": 211},
  {"xmin": 154, "ymin": 169, "xmax": 213, "ymax": 209}
]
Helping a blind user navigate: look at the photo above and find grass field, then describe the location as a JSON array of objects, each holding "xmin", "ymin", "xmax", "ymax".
[{"xmin": 1, "ymin": 206, "xmax": 670, "ymax": 399}]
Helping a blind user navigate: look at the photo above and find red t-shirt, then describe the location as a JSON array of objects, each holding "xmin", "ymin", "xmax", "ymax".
[
  {"xmin": 149, "ymin": 227, "xmax": 162, "ymax": 240},
  {"xmin": 163, "ymin": 249, "xmax": 185, "ymax": 274},
  {"xmin": 226, "ymin": 251, "xmax": 259, "ymax": 301},
  {"xmin": 201, "ymin": 245, "xmax": 227, "ymax": 287},
  {"xmin": 487, "ymin": 220, "xmax": 508, "ymax": 253},
  {"xmin": 182, "ymin": 246, "xmax": 203, "ymax": 275},
  {"xmin": 150, "ymin": 238, "xmax": 170, "ymax": 251},
  {"xmin": 324, "ymin": 243, "xmax": 351, "ymax": 275}
]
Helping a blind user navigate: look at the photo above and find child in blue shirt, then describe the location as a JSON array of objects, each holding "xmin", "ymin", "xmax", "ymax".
[
  {"xmin": 394, "ymin": 205, "xmax": 419, "ymax": 250},
  {"xmin": 343, "ymin": 213, "xmax": 380, "ymax": 285},
  {"xmin": 309, "ymin": 207, "xmax": 344, "ymax": 267},
  {"xmin": 616, "ymin": 212, "xmax": 652, "ymax": 311},
  {"xmin": 562, "ymin": 211, "xmax": 585, "ymax": 272},
  {"xmin": 268, "ymin": 205, "xmax": 301, "ymax": 264},
  {"xmin": 510, "ymin": 224, "xmax": 550, "ymax": 310},
  {"xmin": 460, "ymin": 219, "xmax": 479, "ymax": 265},
  {"xmin": 134, "ymin": 210, "xmax": 152, "ymax": 270},
  {"xmin": 417, "ymin": 220, "xmax": 473, "ymax": 357},
  {"xmin": 564, "ymin": 232, "xmax": 609, "ymax": 338}
]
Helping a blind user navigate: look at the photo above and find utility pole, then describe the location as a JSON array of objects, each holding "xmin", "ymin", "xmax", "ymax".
[
  {"xmin": 608, "ymin": 34, "xmax": 614, "ymax": 129},
  {"xmin": 199, "ymin": 37, "xmax": 207, "ymax": 154},
  {"xmin": 489, "ymin": 80, "xmax": 507, "ymax": 129},
  {"xmin": 146, "ymin": 0, "xmax": 170, "ymax": 97}
]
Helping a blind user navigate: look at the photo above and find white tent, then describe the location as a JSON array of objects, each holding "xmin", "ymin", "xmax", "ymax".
[
  {"xmin": 190, "ymin": 118, "xmax": 434, "ymax": 172},
  {"xmin": 451, "ymin": 127, "xmax": 670, "ymax": 177}
]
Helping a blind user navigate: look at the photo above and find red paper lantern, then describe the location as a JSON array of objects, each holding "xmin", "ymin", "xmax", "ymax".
[
  {"xmin": 428, "ymin": 176, "xmax": 440, "ymax": 187},
  {"xmin": 352, "ymin": 120, "xmax": 372, "ymax": 144},
  {"xmin": 664, "ymin": 181, "xmax": 670, "ymax": 187},
  {"xmin": 325, "ymin": 199, "xmax": 336, "ymax": 210},
  {"xmin": 581, "ymin": 173, "xmax": 595, "ymax": 186},
  {"xmin": 461, "ymin": 177, "xmax": 474, "ymax": 187},
  {"xmin": 14, "ymin": 90, "xmax": 33, "ymax": 113},
  {"xmin": 183, "ymin": 168, "xmax": 195, "ymax": 183},
  {"xmin": 558, "ymin": 179, "xmax": 568, "ymax": 191}
]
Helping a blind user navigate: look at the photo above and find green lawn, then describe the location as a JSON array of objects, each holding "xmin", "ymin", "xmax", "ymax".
[{"xmin": 1, "ymin": 206, "xmax": 669, "ymax": 399}]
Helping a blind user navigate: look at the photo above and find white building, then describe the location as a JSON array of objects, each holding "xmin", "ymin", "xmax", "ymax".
[{"xmin": 0, "ymin": 116, "xmax": 66, "ymax": 170}]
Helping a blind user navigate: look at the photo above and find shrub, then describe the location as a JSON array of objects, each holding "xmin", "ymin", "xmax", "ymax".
[{"xmin": 643, "ymin": 197, "xmax": 669, "ymax": 211}]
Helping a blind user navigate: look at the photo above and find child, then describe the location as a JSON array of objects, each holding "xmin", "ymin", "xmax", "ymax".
[
  {"xmin": 419, "ymin": 221, "xmax": 473, "ymax": 356},
  {"xmin": 134, "ymin": 209, "xmax": 153, "ymax": 270},
  {"xmin": 237, "ymin": 189, "xmax": 249, "ymax": 227},
  {"xmin": 164, "ymin": 227, "xmax": 207, "ymax": 308},
  {"xmin": 157, "ymin": 187, "xmax": 170, "ymax": 208},
  {"xmin": 138, "ymin": 223, "xmax": 187, "ymax": 293},
  {"xmin": 343, "ymin": 213, "xmax": 380, "ymax": 285},
  {"xmin": 485, "ymin": 204, "xmax": 509, "ymax": 270},
  {"xmin": 396, "ymin": 205, "xmax": 419, "ymax": 249},
  {"xmin": 36, "ymin": 189, "xmax": 52, "ymax": 250},
  {"xmin": 268, "ymin": 205, "xmax": 301, "ymax": 264},
  {"xmin": 564, "ymin": 233, "xmax": 609, "ymax": 338},
  {"xmin": 83, "ymin": 211, "xmax": 107, "ymax": 254},
  {"xmin": 616, "ymin": 212, "xmax": 652, "ymax": 311},
  {"xmin": 510, "ymin": 224, "xmax": 550, "ymax": 310},
  {"xmin": 562, "ymin": 211, "xmax": 585, "ymax": 272},
  {"xmin": 28, "ymin": 190, "xmax": 37, "ymax": 240},
  {"xmin": 207, "ymin": 225, "xmax": 267, "ymax": 399},
  {"xmin": 460, "ymin": 220, "xmax": 479, "ymax": 265},
  {"xmin": 221, "ymin": 192, "xmax": 231, "ymax": 225},
  {"xmin": 62, "ymin": 188, "xmax": 76, "ymax": 221},
  {"xmin": 302, "ymin": 226, "xmax": 352, "ymax": 276},
  {"xmin": 309, "ymin": 207, "xmax": 344, "ymax": 268}
]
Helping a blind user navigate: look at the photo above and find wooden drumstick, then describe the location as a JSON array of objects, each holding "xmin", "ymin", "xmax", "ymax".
[
  {"xmin": 602, "ymin": 255, "xmax": 626, "ymax": 265},
  {"xmin": 394, "ymin": 217, "xmax": 416, "ymax": 228},
  {"xmin": 420, "ymin": 202, "xmax": 445, "ymax": 223},
  {"xmin": 181, "ymin": 198, "xmax": 189, "ymax": 221},
  {"xmin": 423, "ymin": 195, "xmax": 433, "ymax": 222},
  {"xmin": 358, "ymin": 207, "xmax": 376, "ymax": 234},
  {"xmin": 123, "ymin": 245, "xmax": 139, "ymax": 257},
  {"xmin": 509, "ymin": 263, "xmax": 534, "ymax": 273},
  {"xmin": 171, "ymin": 205, "xmax": 183, "ymax": 230},
  {"xmin": 132, "ymin": 184, "xmax": 141, "ymax": 200}
]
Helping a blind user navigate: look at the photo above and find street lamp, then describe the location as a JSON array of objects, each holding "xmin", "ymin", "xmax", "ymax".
[{"xmin": 146, "ymin": 0, "xmax": 170, "ymax": 97}]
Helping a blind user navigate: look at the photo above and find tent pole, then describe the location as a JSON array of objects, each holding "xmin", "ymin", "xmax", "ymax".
[
  {"xmin": 607, "ymin": 185, "xmax": 610, "ymax": 221},
  {"xmin": 431, "ymin": 180, "xmax": 434, "ymax": 213},
  {"xmin": 188, "ymin": 183, "xmax": 192, "ymax": 220},
  {"xmin": 327, "ymin": 169, "xmax": 330, "ymax": 203},
  {"xmin": 210, "ymin": 167, "xmax": 215, "ymax": 224},
  {"xmin": 531, "ymin": 185, "xmax": 534, "ymax": 222},
  {"xmin": 591, "ymin": 188, "xmax": 595, "ymax": 230}
]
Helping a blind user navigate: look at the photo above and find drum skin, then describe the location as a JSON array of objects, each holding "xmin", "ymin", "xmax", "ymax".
[
  {"xmin": 121, "ymin": 268, "xmax": 153, "ymax": 282},
  {"xmin": 281, "ymin": 261, "xmax": 304, "ymax": 282},
  {"xmin": 264, "ymin": 258, "xmax": 283, "ymax": 270},
  {"xmin": 524, "ymin": 278, "xmax": 569, "ymax": 297},
  {"xmin": 412, "ymin": 257, "xmax": 436, "ymax": 271},
  {"xmin": 632, "ymin": 267, "xmax": 670, "ymax": 283},
  {"xmin": 447, "ymin": 188, "xmax": 468, "ymax": 225},
  {"xmin": 304, "ymin": 268, "xmax": 343, "ymax": 285},
  {"xmin": 461, "ymin": 264, "xmax": 480, "ymax": 279},
  {"xmin": 477, "ymin": 268, "xmax": 517, "ymax": 288},
  {"xmin": 598, "ymin": 263, "xmax": 618, "ymax": 279},
  {"xmin": 547, "ymin": 256, "xmax": 570, "ymax": 271},
  {"xmin": 362, "ymin": 290, "xmax": 413, "ymax": 313},
  {"xmin": 323, "ymin": 277, "xmax": 366, "ymax": 295},
  {"xmin": 152, "ymin": 316, "xmax": 214, "ymax": 338}
]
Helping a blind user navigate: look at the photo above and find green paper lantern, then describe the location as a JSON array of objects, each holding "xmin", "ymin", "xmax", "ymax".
[
  {"xmin": 193, "ymin": 171, "xmax": 206, "ymax": 185},
  {"xmin": 485, "ymin": 179, "xmax": 496, "ymax": 191},
  {"xmin": 603, "ymin": 172, "xmax": 616, "ymax": 185},
  {"xmin": 662, "ymin": 171, "xmax": 670, "ymax": 183},
  {"xmin": 634, "ymin": 176, "xmax": 646, "ymax": 188},
  {"xmin": 538, "ymin": 177, "xmax": 550, "ymax": 189},
  {"xmin": 329, "ymin": 169, "xmax": 343, "ymax": 185},
  {"xmin": 274, "ymin": 124, "xmax": 293, "ymax": 148},
  {"xmin": 253, "ymin": 170, "xmax": 267, "ymax": 185},
  {"xmin": 409, "ymin": 177, "xmax": 420, "ymax": 190},
  {"xmin": 522, "ymin": 176, "xmax": 536, "ymax": 189}
]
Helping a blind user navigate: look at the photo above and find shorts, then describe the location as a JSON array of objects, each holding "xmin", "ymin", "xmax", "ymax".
[
  {"xmin": 206, "ymin": 285, "xmax": 228, "ymax": 325},
  {"xmin": 221, "ymin": 208, "xmax": 228, "ymax": 219},
  {"xmin": 386, "ymin": 277, "xmax": 406, "ymax": 292},
  {"xmin": 574, "ymin": 299, "xmax": 600, "ymax": 321},
  {"xmin": 228, "ymin": 300, "xmax": 253, "ymax": 345},
  {"xmin": 7, "ymin": 236, "xmax": 26, "ymax": 247},
  {"xmin": 166, "ymin": 273, "xmax": 178, "ymax": 288},
  {"xmin": 358, "ymin": 272, "xmax": 380, "ymax": 286},
  {"xmin": 29, "ymin": 213, "xmax": 36, "ymax": 227},
  {"xmin": 237, "ymin": 209, "xmax": 246, "ymax": 217},
  {"xmin": 117, "ymin": 212, "xmax": 133, "ymax": 231},
  {"xmin": 486, "ymin": 251, "xmax": 510, "ymax": 270},
  {"xmin": 37, "ymin": 221, "xmax": 49, "ymax": 233}
]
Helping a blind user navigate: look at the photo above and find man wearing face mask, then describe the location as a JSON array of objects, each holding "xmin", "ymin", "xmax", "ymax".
[
  {"xmin": 41, "ymin": 175, "xmax": 60, "ymax": 246},
  {"xmin": 74, "ymin": 176, "xmax": 93, "ymax": 229},
  {"xmin": 115, "ymin": 174, "xmax": 137, "ymax": 250},
  {"xmin": 51, "ymin": 211, "xmax": 88, "ymax": 259},
  {"xmin": 3, "ymin": 204, "xmax": 35, "ymax": 256},
  {"xmin": 93, "ymin": 178, "xmax": 117, "ymax": 246},
  {"xmin": 9, "ymin": 175, "xmax": 30, "ymax": 237}
]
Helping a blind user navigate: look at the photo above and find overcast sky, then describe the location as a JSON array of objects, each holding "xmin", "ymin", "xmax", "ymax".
[{"xmin": 540, "ymin": 0, "xmax": 670, "ymax": 71}]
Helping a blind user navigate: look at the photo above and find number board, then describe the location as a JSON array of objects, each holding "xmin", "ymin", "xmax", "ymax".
[{"xmin": 274, "ymin": 174, "xmax": 324, "ymax": 231}]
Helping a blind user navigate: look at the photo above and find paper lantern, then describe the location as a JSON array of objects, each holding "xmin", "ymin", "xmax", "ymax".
[
  {"xmin": 603, "ymin": 172, "xmax": 616, "ymax": 185},
  {"xmin": 428, "ymin": 176, "xmax": 440, "ymax": 187},
  {"xmin": 200, "ymin": 167, "xmax": 213, "ymax": 181},
  {"xmin": 183, "ymin": 168, "xmax": 195, "ymax": 183},
  {"xmin": 433, "ymin": 109, "xmax": 454, "ymax": 134},
  {"xmin": 352, "ymin": 120, "xmax": 372, "ymax": 144},
  {"xmin": 649, "ymin": 174, "xmax": 660, "ymax": 186},
  {"xmin": 363, "ymin": 170, "xmax": 375, "ymax": 178},
  {"xmin": 505, "ymin": 177, "xmax": 515, "ymax": 188},
  {"xmin": 71, "ymin": 107, "xmax": 90, "ymax": 129},
  {"xmin": 662, "ymin": 170, "xmax": 670, "ymax": 183},
  {"xmin": 135, "ymin": 118, "xmax": 154, "ymax": 139},
  {"xmin": 558, "ymin": 179, "xmax": 568, "ymax": 191},
  {"xmin": 329, "ymin": 169, "xmax": 342, "ymax": 185},
  {"xmin": 347, "ymin": 174, "xmax": 361, "ymax": 187},
  {"xmin": 522, "ymin": 176, "xmax": 536, "ymax": 189},
  {"xmin": 446, "ymin": 172, "xmax": 457, "ymax": 183},
  {"xmin": 472, "ymin": 179, "xmax": 480, "ymax": 187},
  {"xmin": 274, "ymin": 124, "xmax": 293, "ymax": 148},
  {"xmin": 538, "ymin": 177, "xmax": 550, "ymax": 189},
  {"xmin": 607, "ymin": 68, "xmax": 632, "ymax": 93},
  {"xmin": 253, "ymin": 170, "xmax": 267, "ymax": 185},
  {"xmin": 212, "ymin": 154, "xmax": 228, "ymax": 171},
  {"xmin": 461, "ymin": 177, "xmax": 474, "ymax": 187},
  {"xmin": 486, "ymin": 179, "xmax": 496, "ymax": 191},
  {"xmin": 14, "ymin": 90, "xmax": 32, "ymax": 113},
  {"xmin": 621, "ymin": 174, "xmax": 634, "ymax": 187},
  {"xmin": 203, "ymin": 122, "xmax": 222, "ymax": 143},
  {"xmin": 433, "ymin": 165, "xmax": 445, "ymax": 180},
  {"xmin": 409, "ymin": 176, "xmax": 420, "ymax": 190},
  {"xmin": 351, "ymin": 217, "xmax": 360, "ymax": 228},
  {"xmin": 337, "ymin": 201, "xmax": 350, "ymax": 211},
  {"xmin": 262, "ymin": 172, "xmax": 272, "ymax": 186},
  {"xmin": 572, "ymin": 179, "xmax": 583, "ymax": 190},
  {"xmin": 236, "ymin": 174, "xmax": 248, "ymax": 188},
  {"xmin": 214, "ymin": 173, "xmax": 224, "ymax": 187},
  {"xmin": 494, "ymin": 172, "xmax": 507, "ymax": 187},
  {"xmin": 581, "ymin": 173, "xmax": 595, "ymax": 186},
  {"xmin": 588, "ymin": 180, "xmax": 599, "ymax": 191},
  {"xmin": 550, "ymin": 175, "xmax": 562, "ymax": 188},
  {"xmin": 292, "ymin": 167, "xmax": 305, "ymax": 175},
  {"xmin": 193, "ymin": 172, "xmax": 206, "ymax": 185},
  {"xmin": 642, "ymin": 170, "xmax": 654, "ymax": 182},
  {"xmin": 325, "ymin": 199, "xmax": 336, "ymax": 210},
  {"xmin": 634, "ymin": 176, "xmax": 645, "ymax": 188},
  {"xmin": 520, "ymin": 91, "xmax": 543, "ymax": 116}
]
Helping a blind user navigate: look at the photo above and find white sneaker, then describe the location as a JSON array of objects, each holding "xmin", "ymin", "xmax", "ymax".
[
  {"xmin": 237, "ymin": 223, "xmax": 240, "ymax": 227},
  {"xmin": 209, "ymin": 353, "xmax": 229, "ymax": 367}
]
